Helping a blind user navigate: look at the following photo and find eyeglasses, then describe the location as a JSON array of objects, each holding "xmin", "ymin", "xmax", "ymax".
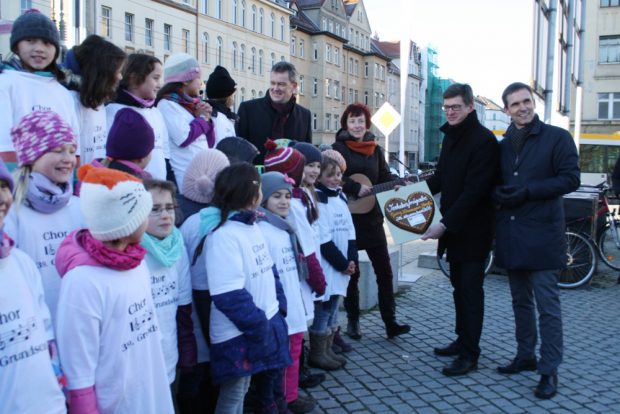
[
  {"xmin": 442, "ymin": 104, "xmax": 463, "ymax": 113},
  {"xmin": 150, "ymin": 204, "xmax": 177, "ymax": 216}
]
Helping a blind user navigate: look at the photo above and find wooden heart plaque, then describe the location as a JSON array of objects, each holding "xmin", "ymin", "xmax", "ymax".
[{"xmin": 383, "ymin": 192, "xmax": 435, "ymax": 234}]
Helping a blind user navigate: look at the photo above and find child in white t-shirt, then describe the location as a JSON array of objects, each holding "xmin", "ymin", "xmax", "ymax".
[
  {"xmin": 201, "ymin": 163, "xmax": 291, "ymax": 414},
  {"xmin": 312, "ymin": 157, "xmax": 357, "ymax": 368},
  {"xmin": 0, "ymin": 10, "xmax": 79, "ymax": 168},
  {"xmin": 63, "ymin": 35, "xmax": 125, "ymax": 164},
  {"xmin": 141, "ymin": 179, "xmax": 195, "ymax": 387},
  {"xmin": 257, "ymin": 172, "xmax": 317, "ymax": 413},
  {"xmin": 55, "ymin": 165, "xmax": 173, "ymax": 414},
  {"xmin": 5, "ymin": 111, "xmax": 83, "ymax": 322},
  {"xmin": 0, "ymin": 159, "xmax": 67, "ymax": 414},
  {"xmin": 106, "ymin": 54, "xmax": 169, "ymax": 180}
]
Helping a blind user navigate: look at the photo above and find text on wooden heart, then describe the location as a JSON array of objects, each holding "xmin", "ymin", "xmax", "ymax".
[{"xmin": 383, "ymin": 192, "xmax": 435, "ymax": 234}]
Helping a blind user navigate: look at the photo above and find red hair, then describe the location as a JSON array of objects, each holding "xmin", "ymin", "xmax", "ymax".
[{"xmin": 341, "ymin": 103, "xmax": 372, "ymax": 130}]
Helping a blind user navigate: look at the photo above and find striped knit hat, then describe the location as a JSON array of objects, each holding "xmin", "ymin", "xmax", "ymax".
[
  {"xmin": 78, "ymin": 165, "xmax": 153, "ymax": 241},
  {"xmin": 264, "ymin": 139, "xmax": 305, "ymax": 186},
  {"xmin": 164, "ymin": 53, "xmax": 201, "ymax": 84},
  {"xmin": 11, "ymin": 111, "xmax": 77, "ymax": 167}
]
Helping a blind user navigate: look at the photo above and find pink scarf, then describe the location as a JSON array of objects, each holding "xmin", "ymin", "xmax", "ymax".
[
  {"xmin": 79, "ymin": 230, "xmax": 146, "ymax": 271},
  {"xmin": 0, "ymin": 230, "xmax": 14, "ymax": 259}
]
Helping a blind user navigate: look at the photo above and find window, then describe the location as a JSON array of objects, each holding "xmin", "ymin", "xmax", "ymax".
[
  {"xmin": 125, "ymin": 13, "xmax": 134, "ymax": 42},
  {"xmin": 216, "ymin": 36, "xmax": 223, "ymax": 65},
  {"xmin": 164, "ymin": 24, "xmax": 172, "ymax": 51},
  {"xmin": 322, "ymin": 18, "xmax": 327, "ymax": 31},
  {"xmin": 280, "ymin": 17, "xmax": 285, "ymax": 42},
  {"xmin": 232, "ymin": 42, "xmax": 238, "ymax": 69},
  {"xmin": 232, "ymin": 0, "xmax": 238, "ymax": 24},
  {"xmin": 270, "ymin": 13, "xmax": 275, "ymax": 37},
  {"xmin": 216, "ymin": 0, "xmax": 222, "ymax": 19},
  {"xmin": 252, "ymin": 90, "xmax": 256, "ymax": 99},
  {"xmin": 364, "ymin": 91, "xmax": 368, "ymax": 105},
  {"xmin": 270, "ymin": 52, "xmax": 276, "ymax": 69},
  {"xmin": 312, "ymin": 113, "xmax": 317, "ymax": 130},
  {"xmin": 349, "ymin": 57, "xmax": 354, "ymax": 74},
  {"xmin": 200, "ymin": 0, "xmax": 208, "ymax": 14},
  {"xmin": 334, "ymin": 80, "xmax": 340, "ymax": 99},
  {"xmin": 364, "ymin": 62, "xmax": 369, "ymax": 78},
  {"xmin": 354, "ymin": 59, "xmax": 359, "ymax": 76},
  {"xmin": 325, "ymin": 79, "xmax": 331, "ymax": 97},
  {"xmin": 251, "ymin": 6, "xmax": 257, "ymax": 31},
  {"xmin": 348, "ymin": 88, "xmax": 353, "ymax": 104},
  {"xmin": 312, "ymin": 43, "xmax": 318, "ymax": 61},
  {"xmin": 299, "ymin": 76, "xmax": 305, "ymax": 94},
  {"xmin": 101, "ymin": 6, "xmax": 111, "ymax": 38},
  {"xmin": 251, "ymin": 47, "xmax": 256, "ymax": 74},
  {"xmin": 598, "ymin": 93, "xmax": 620, "ymax": 119},
  {"xmin": 599, "ymin": 35, "xmax": 620, "ymax": 63},
  {"xmin": 241, "ymin": 44, "xmax": 246, "ymax": 71},
  {"xmin": 325, "ymin": 113, "xmax": 331, "ymax": 131},
  {"xmin": 20, "ymin": 0, "xmax": 32, "ymax": 14},
  {"xmin": 183, "ymin": 29, "xmax": 190, "ymax": 53},
  {"xmin": 259, "ymin": 50, "xmax": 264, "ymax": 75},
  {"xmin": 328, "ymin": 20, "xmax": 333, "ymax": 33},
  {"xmin": 241, "ymin": 0, "xmax": 246, "ymax": 26},
  {"xmin": 145, "ymin": 19, "xmax": 153, "ymax": 47},
  {"xmin": 259, "ymin": 9, "xmax": 264, "ymax": 34},
  {"xmin": 341, "ymin": 86, "xmax": 345, "ymax": 104},
  {"xmin": 312, "ymin": 78, "xmax": 318, "ymax": 96},
  {"xmin": 202, "ymin": 32, "xmax": 209, "ymax": 63},
  {"xmin": 291, "ymin": 36, "xmax": 297, "ymax": 56},
  {"xmin": 600, "ymin": 0, "xmax": 620, "ymax": 6},
  {"xmin": 354, "ymin": 89, "xmax": 358, "ymax": 102},
  {"xmin": 240, "ymin": 87, "xmax": 246, "ymax": 103},
  {"xmin": 326, "ymin": 44, "xmax": 332, "ymax": 63},
  {"xmin": 335, "ymin": 23, "xmax": 340, "ymax": 37},
  {"xmin": 299, "ymin": 40, "xmax": 305, "ymax": 58},
  {"xmin": 334, "ymin": 48, "xmax": 340, "ymax": 66}
]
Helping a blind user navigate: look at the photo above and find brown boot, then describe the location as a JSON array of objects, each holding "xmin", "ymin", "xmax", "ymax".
[
  {"xmin": 308, "ymin": 332, "xmax": 341, "ymax": 371},
  {"xmin": 325, "ymin": 329, "xmax": 347, "ymax": 366}
]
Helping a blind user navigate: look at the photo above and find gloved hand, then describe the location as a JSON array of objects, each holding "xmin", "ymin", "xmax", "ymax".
[
  {"xmin": 494, "ymin": 185, "xmax": 529, "ymax": 208},
  {"xmin": 305, "ymin": 253, "xmax": 327, "ymax": 295}
]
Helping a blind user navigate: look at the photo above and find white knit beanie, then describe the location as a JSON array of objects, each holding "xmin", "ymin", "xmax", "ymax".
[
  {"xmin": 182, "ymin": 149, "xmax": 230, "ymax": 203},
  {"xmin": 77, "ymin": 165, "xmax": 153, "ymax": 241},
  {"xmin": 164, "ymin": 53, "xmax": 201, "ymax": 84}
]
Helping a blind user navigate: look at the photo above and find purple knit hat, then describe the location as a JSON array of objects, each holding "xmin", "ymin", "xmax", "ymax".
[
  {"xmin": 10, "ymin": 111, "xmax": 77, "ymax": 167},
  {"xmin": 0, "ymin": 159, "xmax": 14, "ymax": 193},
  {"xmin": 106, "ymin": 108, "xmax": 155, "ymax": 160}
]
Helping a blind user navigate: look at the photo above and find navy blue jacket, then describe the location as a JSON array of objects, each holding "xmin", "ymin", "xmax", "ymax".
[{"xmin": 495, "ymin": 119, "xmax": 580, "ymax": 270}]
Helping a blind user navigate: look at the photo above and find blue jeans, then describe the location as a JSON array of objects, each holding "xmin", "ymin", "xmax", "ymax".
[
  {"xmin": 508, "ymin": 269, "xmax": 563, "ymax": 375},
  {"xmin": 310, "ymin": 295, "xmax": 341, "ymax": 335},
  {"xmin": 215, "ymin": 375, "xmax": 251, "ymax": 414}
]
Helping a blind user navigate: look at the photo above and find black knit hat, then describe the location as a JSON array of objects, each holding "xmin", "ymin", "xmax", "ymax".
[
  {"xmin": 216, "ymin": 136, "xmax": 259, "ymax": 164},
  {"xmin": 206, "ymin": 66, "xmax": 236, "ymax": 99},
  {"xmin": 292, "ymin": 142, "xmax": 322, "ymax": 165},
  {"xmin": 10, "ymin": 10, "xmax": 60, "ymax": 57}
]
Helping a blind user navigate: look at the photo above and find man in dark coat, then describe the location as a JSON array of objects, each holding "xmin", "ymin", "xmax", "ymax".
[
  {"xmin": 235, "ymin": 61, "xmax": 312, "ymax": 164},
  {"xmin": 494, "ymin": 82, "xmax": 579, "ymax": 400},
  {"xmin": 422, "ymin": 83, "xmax": 499, "ymax": 376}
]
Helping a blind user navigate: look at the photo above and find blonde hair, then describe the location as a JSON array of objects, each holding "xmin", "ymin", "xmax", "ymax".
[{"xmin": 11, "ymin": 166, "xmax": 32, "ymax": 210}]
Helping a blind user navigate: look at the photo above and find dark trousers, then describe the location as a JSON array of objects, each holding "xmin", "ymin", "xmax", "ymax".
[
  {"xmin": 176, "ymin": 362, "xmax": 219, "ymax": 414},
  {"xmin": 508, "ymin": 269, "xmax": 563, "ymax": 375},
  {"xmin": 253, "ymin": 368, "xmax": 287, "ymax": 414},
  {"xmin": 344, "ymin": 244, "xmax": 397, "ymax": 326},
  {"xmin": 449, "ymin": 261, "xmax": 485, "ymax": 361}
]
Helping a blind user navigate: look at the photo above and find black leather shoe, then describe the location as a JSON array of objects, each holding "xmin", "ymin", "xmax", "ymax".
[
  {"xmin": 386, "ymin": 322, "xmax": 410, "ymax": 339},
  {"xmin": 534, "ymin": 374, "xmax": 558, "ymax": 399},
  {"xmin": 433, "ymin": 341, "xmax": 460, "ymax": 356},
  {"xmin": 442, "ymin": 357, "xmax": 478, "ymax": 376},
  {"xmin": 496, "ymin": 358, "xmax": 538, "ymax": 374},
  {"xmin": 346, "ymin": 319, "xmax": 362, "ymax": 340}
]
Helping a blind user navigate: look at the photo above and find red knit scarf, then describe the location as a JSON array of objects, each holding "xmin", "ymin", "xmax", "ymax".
[
  {"xmin": 345, "ymin": 140, "xmax": 377, "ymax": 156},
  {"xmin": 79, "ymin": 230, "xmax": 146, "ymax": 271}
]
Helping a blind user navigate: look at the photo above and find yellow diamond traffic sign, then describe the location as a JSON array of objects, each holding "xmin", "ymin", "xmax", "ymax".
[{"xmin": 371, "ymin": 102, "xmax": 401, "ymax": 136}]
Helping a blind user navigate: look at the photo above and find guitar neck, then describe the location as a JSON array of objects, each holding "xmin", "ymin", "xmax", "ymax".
[{"xmin": 370, "ymin": 179, "xmax": 405, "ymax": 195}]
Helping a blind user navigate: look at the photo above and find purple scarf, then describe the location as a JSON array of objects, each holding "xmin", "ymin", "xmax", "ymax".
[{"xmin": 26, "ymin": 172, "xmax": 73, "ymax": 214}]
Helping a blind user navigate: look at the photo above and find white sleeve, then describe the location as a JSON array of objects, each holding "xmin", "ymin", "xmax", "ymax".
[
  {"xmin": 3, "ymin": 208, "xmax": 19, "ymax": 245},
  {"xmin": 317, "ymin": 204, "xmax": 332, "ymax": 244},
  {"xmin": 105, "ymin": 103, "xmax": 122, "ymax": 136},
  {"xmin": 157, "ymin": 100, "xmax": 191, "ymax": 147},
  {"xmin": 205, "ymin": 232, "xmax": 246, "ymax": 295},
  {"xmin": 0, "ymin": 78, "xmax": 15, "ymax": 152},
  {"xmin": 55, "ymin": 274, "xmax": 102, "ymax": 390},
  {"xmin": 175, "ymin": 248, "xmax": 192, "ymax": 306}
]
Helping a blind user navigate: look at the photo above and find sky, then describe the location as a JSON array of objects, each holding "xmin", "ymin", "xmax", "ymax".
[{"xmin": 363, "ymin": 0, "xmax": 534, "ymax": 106}]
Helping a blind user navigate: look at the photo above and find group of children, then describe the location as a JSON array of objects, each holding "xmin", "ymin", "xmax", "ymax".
[{"xmin": 0, "ymin": 9, "xmax": 363, "ymax": 414}]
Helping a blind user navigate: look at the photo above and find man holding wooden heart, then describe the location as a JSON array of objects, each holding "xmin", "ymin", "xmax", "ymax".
[{"xmin": 421, "ymin": 83, "xmax": 499, "ymax": 376}]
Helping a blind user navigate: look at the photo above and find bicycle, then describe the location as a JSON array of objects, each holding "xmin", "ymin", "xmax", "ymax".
[{"xmin": 595, "ymin": 186, "xmax": 620, "ymax": 270}]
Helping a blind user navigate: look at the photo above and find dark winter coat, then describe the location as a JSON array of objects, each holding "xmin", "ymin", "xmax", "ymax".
[
  {"xmin": 235, "ymin": 93, "xmax": 312, "ymax": 164},
  {"xmin": 494, "ymin": 117, "xmax": 580, "ymax": 270},
  {"xmin": 426, "ymin": 111, "xmax": 500, "ymax": 262},
  {"xmin": 333, "ymin": 129, "xmax": 395, "ymax": 250}
]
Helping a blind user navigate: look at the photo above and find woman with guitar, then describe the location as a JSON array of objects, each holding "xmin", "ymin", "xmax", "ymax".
[{"xmin": 332, "ymin": 103, "xmax": 410, "ymax": 340}]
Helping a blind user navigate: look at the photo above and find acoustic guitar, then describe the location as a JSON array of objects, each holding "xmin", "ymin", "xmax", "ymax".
[{"xmin": 347, "ymin": 170, "xmax": 435, "ymax": 214}]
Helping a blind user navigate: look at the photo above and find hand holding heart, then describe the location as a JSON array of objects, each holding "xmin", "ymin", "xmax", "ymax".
[{"xmin": 421, "ymin": 222, "xmax": 446, "ymax": 240}]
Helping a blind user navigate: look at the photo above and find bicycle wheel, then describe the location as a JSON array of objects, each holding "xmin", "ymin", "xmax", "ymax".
[
  {"xmin": 597, "ymin": 221, "xmax": 620, "ymax": 270},
  {"xmin": 436, "ymin": 251, "xmax": 494, "ymax": 278},
  {"xmin": 559, "ymin": 232, "xmax": 596, "ymax": 289}
]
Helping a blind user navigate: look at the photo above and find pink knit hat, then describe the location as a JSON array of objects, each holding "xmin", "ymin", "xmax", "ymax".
[
  {"xmin": 182, "ymin": 149, "xmax": 230, "ymax": 203},
  {"xmin": 10, "ymin": 111, "xmax": 77, "ymax": 167},
  {"xmin": 321, "ymin": 149, "xmax": 347, "ymax": 173}
]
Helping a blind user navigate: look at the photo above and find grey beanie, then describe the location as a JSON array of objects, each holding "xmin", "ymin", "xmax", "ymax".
[
  {"xmin": 260, "ymin": 172, "xmax": 292, "ymax": 206},
  {"xmin": 10, "ymin": 10, "xmax": 60, "ymax": 56}
]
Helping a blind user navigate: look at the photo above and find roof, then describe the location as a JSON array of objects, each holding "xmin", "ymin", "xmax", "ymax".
[
  {"xmin": 292, "ymin": 8, "xmax": 320, "ymax": 32},
  {"xmin": 476, "ymin": 95, "xmax": 504, "ymax": 111},
  {"xmin": 294, "ymin": 0, "xmax": 325, "ymax": 8}
]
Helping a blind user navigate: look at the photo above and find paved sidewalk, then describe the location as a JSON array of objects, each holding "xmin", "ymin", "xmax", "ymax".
[{"xmin": 304, "ymin": 240, "xmax": 620, "ymax": 413}]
